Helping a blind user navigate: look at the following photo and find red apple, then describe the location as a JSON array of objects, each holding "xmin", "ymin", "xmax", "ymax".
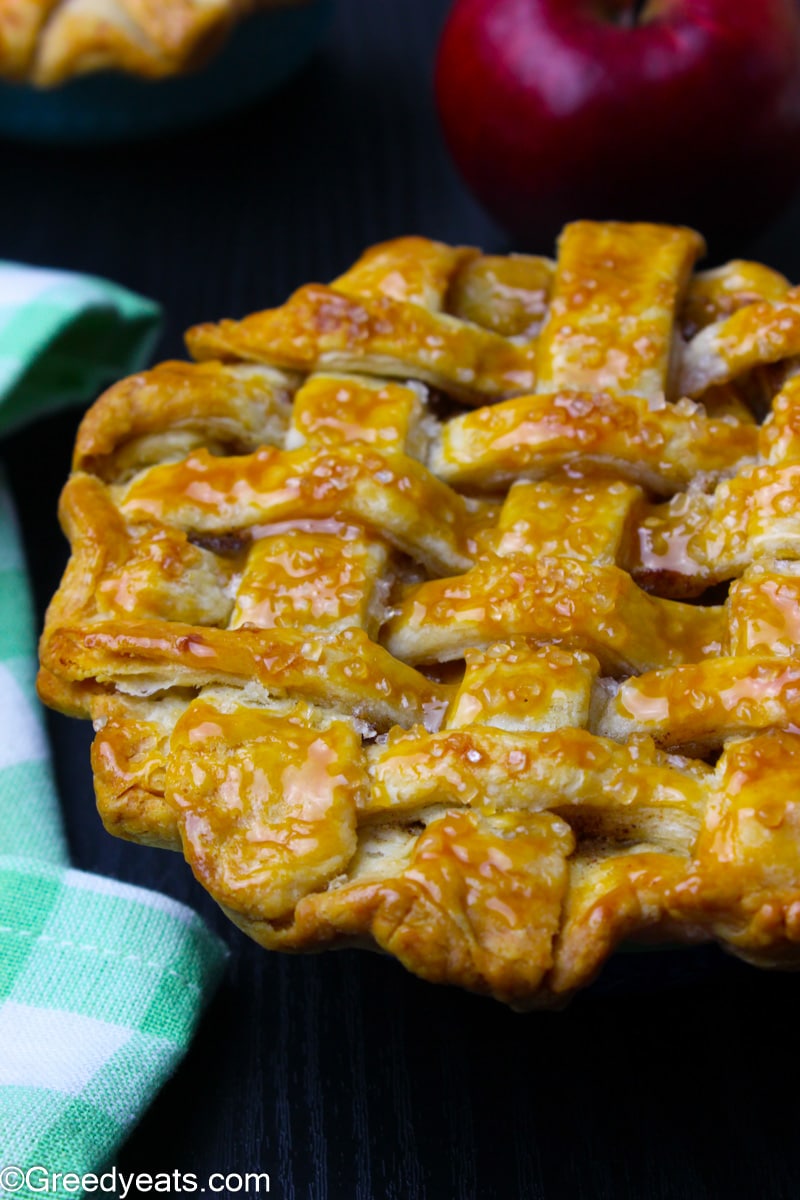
[{"xmin": 435, "ymin": 0, "xmax": 800, "ymax": 249}]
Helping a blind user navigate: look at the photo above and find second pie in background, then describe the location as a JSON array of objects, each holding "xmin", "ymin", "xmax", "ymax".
[{"xmin": 0, "ymin": 0, "xmax": 332, "ymax": 142}]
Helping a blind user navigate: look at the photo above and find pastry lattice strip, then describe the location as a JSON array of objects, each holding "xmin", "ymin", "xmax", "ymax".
[{"xmin": 38, "ymin": 220, "xmax": 800, "ymax": 1006}]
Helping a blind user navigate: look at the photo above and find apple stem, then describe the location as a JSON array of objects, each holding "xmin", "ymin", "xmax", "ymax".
[{"xmin": 617, "ymin": 0, "xmax": 649, "ymax": 27}]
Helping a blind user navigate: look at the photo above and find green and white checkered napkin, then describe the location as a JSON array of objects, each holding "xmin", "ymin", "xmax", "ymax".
[{"xmin": 0, "ymin": 264, "xmax": 228, "ymax": 1196}]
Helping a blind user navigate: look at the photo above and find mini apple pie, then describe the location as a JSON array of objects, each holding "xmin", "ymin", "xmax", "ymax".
[
  {"xmin": 39, "ymin": 221, "xmax": 800, "ymax": 1006},
  {"xmin": 0, "ymin": 0, "xmax": 307, "ymax": 86}
]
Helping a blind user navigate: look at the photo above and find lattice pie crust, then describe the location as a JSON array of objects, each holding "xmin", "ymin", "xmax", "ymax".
[
  {"xmin": 0, "ymin": 0, "xmax": 304, "ymax": 86},
  {"xmin": 38, "ymin": 221, "xmax": 800, "ymax": 1006}
]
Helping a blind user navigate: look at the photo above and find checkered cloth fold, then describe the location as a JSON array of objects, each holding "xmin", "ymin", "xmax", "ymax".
[{"xmin": 0, "ymin": 265, "xmax": 228, "ymax": 1198}]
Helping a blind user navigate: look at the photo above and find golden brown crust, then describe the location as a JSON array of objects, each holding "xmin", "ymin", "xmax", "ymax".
[
  {"xmin": 38, "ymin": 220, "xmax": 800, "ymax": 1005},
  {"xmin": 0, "ymin": 1, "xmax": 58, "ymax": 79},
  {"xmin": 535, "ymin": 222, "xmax": 705, "ymax": 404},
  {"xmin": 73, "ymin": 361, "xmax": 295, "ymax": 479}
]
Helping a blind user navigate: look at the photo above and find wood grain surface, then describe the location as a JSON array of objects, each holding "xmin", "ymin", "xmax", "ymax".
[{"xmin": 3, "ymin": 2, "xmax": 800, "ymax": 1196}]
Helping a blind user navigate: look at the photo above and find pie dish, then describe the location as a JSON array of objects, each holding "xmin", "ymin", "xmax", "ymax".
[
  {"xmin": 0, "ymin": 0, "xmax": 310, "ymax": 86},
  {"xmin": 38, "ymin": 220, "xmax": 800, "ymax": 1007},
  {"xmin": 0, "ymin": 0, "xmax": 330, "ymax": 144}
]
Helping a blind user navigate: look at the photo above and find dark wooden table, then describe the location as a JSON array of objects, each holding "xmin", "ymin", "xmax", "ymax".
[{"xmin": 3, "ymin": 2, "xmax": 800, "ymax": 1196}]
